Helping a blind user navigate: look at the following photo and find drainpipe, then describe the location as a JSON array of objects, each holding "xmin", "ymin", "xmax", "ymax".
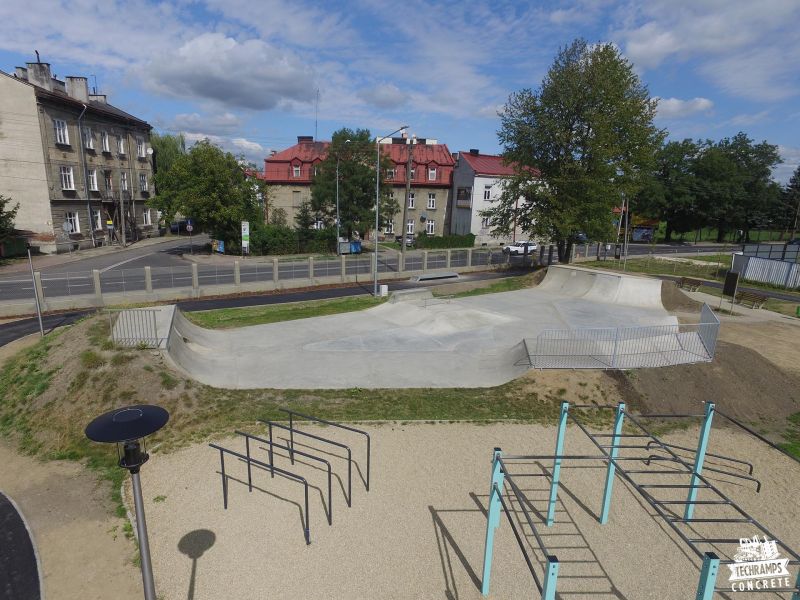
[{"xmin": 77, "ymin": 104, "xmax": 96, "ymax": 247}]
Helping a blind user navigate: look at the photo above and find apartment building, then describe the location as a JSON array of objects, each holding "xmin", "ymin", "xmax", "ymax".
[
  {"xmin": 262, "ymin": 135, "xmax": 454, "ymax": 238},
  {"xmin": 0, "ymin": 60, "xmax": 155, "ymax": 252}
]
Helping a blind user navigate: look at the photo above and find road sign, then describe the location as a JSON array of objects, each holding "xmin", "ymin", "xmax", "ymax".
[
  {"xmin": 62, "ymin": 221, "xmax": 73, "ymax": 234},
  {"xmin": 186, "ymin": 224, "xmax": 194, "ymax": 233}
]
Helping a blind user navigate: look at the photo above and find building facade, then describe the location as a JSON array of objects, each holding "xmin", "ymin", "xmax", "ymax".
[
  {"xmin": 448, "ymin": 149, "xmax": 526, "ymax": 245},
  {"xmin": 0, "ymin": 61, "xmax": 155, "ymax": 252},
  {"xmin": 262, "ymin": 135, "xmax": 454, "ymax": 238}
]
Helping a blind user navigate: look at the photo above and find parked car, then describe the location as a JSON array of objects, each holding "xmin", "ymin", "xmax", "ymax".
[
  {"xmin": 502, "ymin": 241, "xmax": 538, "ymax": 255},
  {"xmin": 395, "ymin": 234, "xmax": 415, "ymax": 247},
  {"xmin": 788, "ymin": 238, "xmax": 800, "ymax": 246}
]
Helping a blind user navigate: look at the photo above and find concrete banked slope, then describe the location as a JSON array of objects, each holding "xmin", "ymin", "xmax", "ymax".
[{"xmin": 165, "ymin": 266, "xmax": 678, "ymax": 389}]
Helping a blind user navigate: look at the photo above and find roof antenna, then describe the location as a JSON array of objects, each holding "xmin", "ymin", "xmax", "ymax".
[
  {"xmin": 35, "ymin": 50, "xmax": 40, "ymax": 63},
  {"xmin": 91, "ymin": 73, "xmax": 98, "ymax": 94},
  {"xmin": 314, "ymin": 88, "xmax": 319, "ymax": 141}
]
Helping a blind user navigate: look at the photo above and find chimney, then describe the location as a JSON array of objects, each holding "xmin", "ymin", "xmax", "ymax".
[
  {"xmin": 25, "ymin": 62, "xmax": 52, "ymax": 91},
  {"xmin": 14, "ymin": 67, "xmax": 28, "ymax": 81},
  {"xmin": 66, "ymin": 76, "xmax": 89, "ymax": 102},
  {"xmin": 469, "ymin": 149, "xmax": 480, "ymax": 155},
  {"xmin": 297, "ymin": 135, "xmax": 314, "ymax": 144},
  {"xmin": 89, "ymin": 93, "xmax": 107, "ymax": 104}
]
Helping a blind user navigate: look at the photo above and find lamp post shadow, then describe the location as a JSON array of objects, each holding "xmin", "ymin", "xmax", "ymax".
[{"xmin": 178, "ymin": 529, "xmax": 216, "ymax": 600}]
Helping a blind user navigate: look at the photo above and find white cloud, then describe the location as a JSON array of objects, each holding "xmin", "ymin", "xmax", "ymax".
[
  {"xmin": 774, "ymin": 145, "xmax": 800, "ymax": 184},
  {"xmin": 656, "ymin": 97, "xmax": 714, "ymax": 119},
  {"xmin": 171, "ymin": 112, "xmax": 242, "ymax": 135},
  {"xmin": 357, "ymin": 84, "xmax": 408, "ymax": 110},
  {"xmin": 726, "ymin": 110, "xmax": 771, "ymax": 127},
  {"xmin": 183, "ymin": 132, "xmax": 265, "ymax": 164}
]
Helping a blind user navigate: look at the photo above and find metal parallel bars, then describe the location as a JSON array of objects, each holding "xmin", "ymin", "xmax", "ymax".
[{"xmin": 208, "ymin": 443, "xmax": 311, "ymax": 544}]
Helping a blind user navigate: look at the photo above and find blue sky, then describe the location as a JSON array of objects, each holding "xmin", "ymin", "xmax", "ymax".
[{"xmin": 2, "ymin": 0, "xmax": 798, "ymax": 182}]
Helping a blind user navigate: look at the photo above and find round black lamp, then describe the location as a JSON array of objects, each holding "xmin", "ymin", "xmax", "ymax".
[{"xmin": 85, "ymin": 405, "xmax": 169, "ymax": 600}]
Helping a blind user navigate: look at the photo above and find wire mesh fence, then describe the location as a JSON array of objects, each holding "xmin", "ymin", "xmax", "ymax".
[
  {"xmin": 40, "ymin": 271, "xmax": 94, "ymax": 297},
  {"xmin": 529, "ymin": 303, "xmax": 720, "ymax": 369},
  {"xmin": 742, "ymin": 243, "xmax": 800, "ymax": 263}
]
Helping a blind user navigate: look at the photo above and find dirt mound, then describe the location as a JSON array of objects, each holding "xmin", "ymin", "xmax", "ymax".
[
  {"xmin": 613, "ymin": 340, "xmax": 800, "ymax": 440},
  {"xmin": 661, "ymin": 280, "xmax": 703, "ymax": 312}
]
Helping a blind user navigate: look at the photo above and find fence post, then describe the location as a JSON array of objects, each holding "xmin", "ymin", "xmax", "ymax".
[
  {"xmin": 547, "ymin": 401, "xmax": 569, "ymax": 526},
  {"xmin": 34, "ymin": 272, "xmax": 47, "ymax": 309},
  {"xmin": 542, "ymin": 556, "xmax": 560, "ymax": 600},
  {"xmin": 234, "ymin": 260, "xmax": 240, "ymax": 286},
  {"xmin": 422, "ymin": 251, "xmax": 428, "ymax": 272},
  {"xmin": 695, "ymin": 552, "xmax": 720, "ymax": 600},
  {"xmin": 481, "ymin": 448, "xmax": 505, "ymax": 596},
  {"xmin": 685, "ymin": 402, "xmax": 715, "ymax": 520},
  {"xmin": 600, "ymin": 402, "xmax": 625, "ymax": 524},
  {"xmin": 446, "ymin": 249, "xmax": 451, "ymax": 268},
  {"xmin": 398, "ymin": 251, "xmax": 405, "ymax": 273},
  {"xmin": 467, "ymin": 248, "xmax": 473, "ymax": 267},
  {"xmin": 144, "ymin": 266, "xmax": 152, "ymax": 293},
  {"xmin": 92, "ymin": 269, "xmax": 102, "ymax": 302},
  {"xmin": 191, "ymin": 263, "xmax": 199, "ymax": 290},
  {"xmin": 341, "ymin": 254, "xmax": 347, "ymax": 281},
  {"xmin": 309, "ymin": 256, "xmax": 315, "ymax": 280},
  {"xmin": 273, "ymin": 258, "xmax": 279, "ymax": 284}
]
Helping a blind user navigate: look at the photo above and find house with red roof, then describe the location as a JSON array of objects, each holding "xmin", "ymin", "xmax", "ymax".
[
  {"xmin": 261, "ymin": 134, "xmax": 454, "ymax": 238},
  {"xmin": 448, "ymin": 149, "xmax": 530, "ymax": 245}
]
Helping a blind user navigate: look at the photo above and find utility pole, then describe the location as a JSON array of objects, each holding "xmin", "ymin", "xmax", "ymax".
[{"xmin": 400, "ymin": 135, "xmax": 414, "ymax": 256}]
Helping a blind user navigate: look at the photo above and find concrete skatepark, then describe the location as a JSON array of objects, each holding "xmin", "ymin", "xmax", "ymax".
[{"xmin": 150, "ymin": 266, "xmax": 718, "ymax": 389}]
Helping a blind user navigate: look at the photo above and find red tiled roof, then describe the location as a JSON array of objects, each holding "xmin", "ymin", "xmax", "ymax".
[
  {"xmin": 268, "ymin": 140, "xmax": 330, "ymax": 163},
  {"xmin": 381, "ymin": 143, "xmax": 455, "ymax": 167},
  {"xmin": 459, "ymin": 152, "xmax": 517, "ymax": 176}
]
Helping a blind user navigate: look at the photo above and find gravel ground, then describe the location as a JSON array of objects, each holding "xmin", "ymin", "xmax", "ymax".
[{"xmin": 139, "ymin": 423, "xmax": 800, "ymax": 600}]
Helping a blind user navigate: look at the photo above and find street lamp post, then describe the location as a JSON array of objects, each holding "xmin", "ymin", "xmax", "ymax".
[
  {"xmin": 374, "ymin": 125, "xmax": 408, "ymax": 296},
  {"xmin": 335, "ymin": 140, "xmax": 351, "ymax": 256}
]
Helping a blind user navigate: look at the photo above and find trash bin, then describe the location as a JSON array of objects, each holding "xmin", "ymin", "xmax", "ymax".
[{"xmin": 350, "ymin": 240, "xmax": 362, "ymax": 254}]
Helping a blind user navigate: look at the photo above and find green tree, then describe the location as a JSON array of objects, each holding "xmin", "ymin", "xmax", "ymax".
[
  {"xmin": 150, "ymin": 132, "xmax": 186, "ymax": 179},
  {"xmin": 782, "ymin": 166, "xmax": 800, "ymax": 239},
  {"xmin": 0, "ymin": 194, "xmax": 20, "ymax": 243},
  {"xmin": 310, "ymin": 128, "xmax": 397, "ymax": 240},
  {"xmin": 152, "ymin": 140, "xmax": 261, "ymax": 242},
  {"xmin": 486, "ymin": 39, "xmax": 664, "ymax": 261}
]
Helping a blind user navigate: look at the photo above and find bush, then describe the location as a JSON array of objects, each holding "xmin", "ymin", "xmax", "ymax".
[
  {"xmin": 415, "ymin": 233, "xmax": 476, "ymax": 249},
  {"xmin": 249, "ymin": 223, "xmax": 298, "ymax": 255},
  {"xmin": 302, "ymin": 228, "xmax": 336, "ymax": 254}
]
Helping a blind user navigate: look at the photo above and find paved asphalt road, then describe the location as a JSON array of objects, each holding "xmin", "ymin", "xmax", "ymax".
[{"xmin": 0, "ymin": 240, "xmax": 733, "ymax": 302}]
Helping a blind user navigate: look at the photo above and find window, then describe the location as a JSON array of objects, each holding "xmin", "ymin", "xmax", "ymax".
[
  {"xmin": 427, "ymin": 193, "xmax": 436, "ymax": 209},
  {"xmin": 456, "ymin": 187, "xmax": 472, "ymax": 208},
  {"xmin": 484, "ymin": 185, "xmax": 492, "ymax": 200},
  {"xmin": 104, "ymin": 171, "xmax": 113, "ymax": 192},
  {"xmin": 64, "ymin": 211, "xmax": 80, "ymax": 234},
  {"xmin": 60, "ymin": 166, "xmax": 75, "ymax": 190},
  {"xmin": 426, "ymin": 219, "xmax": 435, "ymax": 235},
  {"xmin": 83, "ymin": 127, "xmax": 94, "ymax": 150},
  {"xmin": 137, "ymin": 138, "xmax": 146, "ymax": 158},
  {"xmin": 384, "ymin": 220, "xmax": 394, "ymax": 234},
  {"xmin": 409, "ymin": 168, "xmax": 415, "ymax": 180},
  {"xmin": 292, "ymin": 190, "xmax": 301, "ymax": 206},
  {"xmin": 387, "ymin": 168, "xmax": 395, "ymax": 179},
  {"xmin": 406, "ymin": 219, "xmax": 414, "ymax": 234},
  {"xmin": 428, "ymin": 168, "xmax": 437, "ymax": 181},
  {"xmin": 54, "ymin": 119, "xmax": 69, "ymax": 145},
  {"xmin": 139, "ymin": 173, "xmax": 148, "ymax": 192},
  {"xmin": 92, "ymin": 209, "xmax": 102, "ymax": 231},
  {"xmin": 120, "ymin": 171, "xmax": 128, "ymax": 191},
  {"xmin": 117, "ymin": 135, "xmax": 126, "ymax": 155},
  {"xmin": 88, "ymin": 169, "xmax": 98, "ymax": 191},
  {"xmin": 481, "ymin": 217, "xmax": 491, "ymax": 229},
  {"xmin": 408, "ymin": 193, "xmax": 415, "ymax": 209},
  {"xmin": 142, "ymin": 209, "xmax": 152, "ymax": 226},
  {"xmin": 101, "ymin": 131, "xmax": 110, "ymax": 153},
  {"xmin": 293, "ymin": 165, "xmax": 301, "ymax": 177}
]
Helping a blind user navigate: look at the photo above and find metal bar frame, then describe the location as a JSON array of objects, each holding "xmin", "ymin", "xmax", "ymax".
[
  {"xmin": 644, "ymin": 440, "xmax": 754, "ymax": 475},
  {"xmin": 685, "ymin": 402, "xmax": 714, "ymax": 519},
  {"xmin": 546, "ymin": 401, "xmax": 568, "ymax": 526},
  {"xmin": 600, "ymin": 402, "xmax": 625, "ymax": 524},
  {"xmin": 209, "ymin": 443, "xmax": 311, "ymax": 544}
]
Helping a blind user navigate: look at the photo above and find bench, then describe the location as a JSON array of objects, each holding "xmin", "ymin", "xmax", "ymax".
[
  {"xmin": 735, "ymin": 291, "xmax": 767, "ymax": 309},
  {"xmin": 678, "ymin": 277, "xmax": 703, "ymax": 292}
]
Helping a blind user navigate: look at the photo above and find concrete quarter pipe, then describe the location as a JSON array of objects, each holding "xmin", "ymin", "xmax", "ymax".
[{"xmin": 162, "ymin": 265, "xmax": 717, "ymax": 389}]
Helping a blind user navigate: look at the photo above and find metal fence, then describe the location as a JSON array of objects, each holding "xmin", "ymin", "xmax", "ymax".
[
  {"xmin": 528, "ymin": 303, "xmax": 719, "ymax": 369},
  {"xmin": 108, "ymin": 308, "xmax": 161, "ymax": 347},
  {"xmin": 732, "ymin": 253, "xmax": 800, "ymax": 289},
  {"xmin": 742, "ymin": 243, "xmax": 800, "ymax": 262}
]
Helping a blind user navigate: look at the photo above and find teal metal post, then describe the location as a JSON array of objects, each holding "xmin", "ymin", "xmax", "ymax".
[
  {"xmin": 695, "ymin": 552, "xmax": 720, "ymax": 600},
  {"xmin": 481, "ymin": 448, "xmax": 505, "ymax": 596},
  {"xmin": 542, "ymin": 556, "xmax": 560, "ymax": 600},
  {"xmin": 547, "ymin": 401, "xmax": 569, "ymax": 526},
  {"xmin": 600, "ymin": 402, "xmax": 625, "ymax": 525},
  {"xmin": 792, "ymin": 569, "xmax": 800, "ymax": 600},
  {"xmin": 685, "ymin": 402, "xmax": 715, "ymax": 520}
]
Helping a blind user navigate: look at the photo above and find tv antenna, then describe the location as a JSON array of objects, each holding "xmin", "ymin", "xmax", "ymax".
[{"xmin": 314, "ymin": 88, "xmax": 319, "ymax": 141}]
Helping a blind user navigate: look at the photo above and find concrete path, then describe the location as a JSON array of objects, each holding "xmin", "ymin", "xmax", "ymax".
[{"xmin": 165, "ymin": 266, "xmax": 679, "ymax": 389}]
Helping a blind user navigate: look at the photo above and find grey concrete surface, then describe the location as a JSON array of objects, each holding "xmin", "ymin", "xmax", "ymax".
[{"xmin": 165, "ymin": 266, "xmax": 677, "ymax": 389}]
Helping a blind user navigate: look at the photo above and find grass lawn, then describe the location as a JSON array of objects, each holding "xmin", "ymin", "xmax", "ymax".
[
  {"xmin": 698, "ymin": 285, "xmax": 800, "ymax": 318},
  {"xmin": 443, "ymin": 272, "xmax": 541, "ymax": 298},
  {"xmin": 185, "ymin": 295, "xmax": 387, "ymax": 329}
]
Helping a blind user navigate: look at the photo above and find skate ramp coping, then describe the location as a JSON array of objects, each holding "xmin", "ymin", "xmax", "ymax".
[
  {"xmin": 389, "ymin": 288, "xmax": 434, "ymax": 303},
  {"xmin": 538, "ymin": 265, "xmax": 664, "ymax": 308}
]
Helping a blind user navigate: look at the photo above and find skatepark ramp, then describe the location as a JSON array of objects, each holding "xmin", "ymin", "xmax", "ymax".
[
  {"xmin": 528, "ymin": 303, "xmax": 720, "ymax": 369},
  {"xmin": 537, "ymin": 264, "xmax": 664, "ymax": 308}
]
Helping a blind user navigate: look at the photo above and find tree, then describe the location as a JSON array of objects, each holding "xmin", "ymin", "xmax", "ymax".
[
  {"xmin": 783, "ymin": 166, "xmax": 800, "ymax": 239},
  {"xmin": 310, "ymin": 128, "xmax": 397, "ymax": 240},
  {"xmin": 0, "ymin": 194, "xmax": 20, "ymax": 243},
  {"xmin": 150, "ymin": 132, "xmax": 186, "ymax": 178},
  {"xmin": 486, "ymin": 39, "xmax": 664, "ymax": 261},
  {"xmin": 152, "ymin": 140, "xmax": 261, "ymax": 242}
]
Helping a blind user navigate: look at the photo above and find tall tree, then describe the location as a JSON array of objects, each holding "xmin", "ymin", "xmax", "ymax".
[
  {"xmin": 152, "ymin": 140, "xmax": 261, "ymax": 242},
  {"xmin": 310, "ymin": 128, "xmax": 397, "ymax": 240},
  {"xmin": 0, "ymin": 194, "xmax": 20, "ymax": 243},
  {"xmin": 486, "ymin": 39, "xmax": 664, "ymax": 261},
  {"xmin": 783, "ymin": 166, "xmax": 800, "ymax": 239},
  {"xmin": 150, "ymin": 132, "xmax": 186, "ymax": 178}
]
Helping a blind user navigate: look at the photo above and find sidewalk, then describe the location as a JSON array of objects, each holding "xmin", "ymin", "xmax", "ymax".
[{"xmin": 0, "ymin": 236, "xmax": 182, "ymax": 275}]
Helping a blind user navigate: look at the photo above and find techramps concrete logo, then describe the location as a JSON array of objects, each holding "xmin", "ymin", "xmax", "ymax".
[{"xmin": 728, "ymin": 535, "xmax": 792, "ymax": 592}]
